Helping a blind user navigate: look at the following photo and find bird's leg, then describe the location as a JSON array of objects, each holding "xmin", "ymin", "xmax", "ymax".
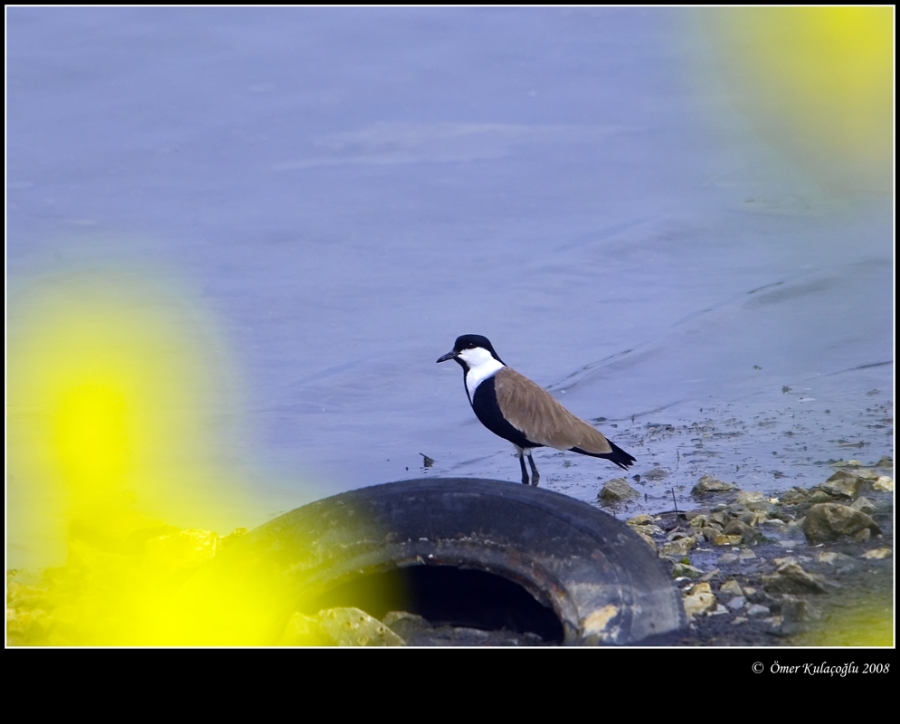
[
  {"xmin": 518, "ymin": 453, "xmax": 530, "ymax": 485},
  {"xmin": 527, "ymin": 452, "xmax": 540, "ymax": 487}
]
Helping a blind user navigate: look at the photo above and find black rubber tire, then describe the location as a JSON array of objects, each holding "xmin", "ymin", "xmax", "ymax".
[{"xmin": 220, "ymin": 478, "xmax": 685, "ymax": 645}]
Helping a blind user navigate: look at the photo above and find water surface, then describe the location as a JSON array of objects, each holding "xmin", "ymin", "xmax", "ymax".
[{"xmin": 7, "ymin": 8, "xmax": 893, "ymax": 567}]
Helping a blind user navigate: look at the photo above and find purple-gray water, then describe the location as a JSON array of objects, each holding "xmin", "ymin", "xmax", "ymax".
[{"xmin": 7, "ymin": 8, "xmax": 893, "ymax": 568}]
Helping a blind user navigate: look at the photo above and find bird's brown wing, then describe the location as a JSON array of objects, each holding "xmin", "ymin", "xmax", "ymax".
[{"xmin": 494, "ymin": 367, "xmax": 614, "ymax": 454}]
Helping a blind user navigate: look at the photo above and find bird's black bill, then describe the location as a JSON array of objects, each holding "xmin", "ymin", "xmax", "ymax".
[{"xmin": 436, "ymin": 351, "xmax": 457, "ymax": 363}]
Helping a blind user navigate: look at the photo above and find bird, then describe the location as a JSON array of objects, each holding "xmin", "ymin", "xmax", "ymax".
[{"xmin": 437, "ymin": 334, "xmax": 636, "ymax": 486}]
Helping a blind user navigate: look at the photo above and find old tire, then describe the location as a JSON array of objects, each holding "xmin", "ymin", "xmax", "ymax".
[{"xmin": 220, "ymin": 478, "xmax": 685, "ymax": 645}]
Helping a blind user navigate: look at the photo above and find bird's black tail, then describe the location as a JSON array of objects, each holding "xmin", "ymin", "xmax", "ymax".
[
  {"xmin": 572, "ymin": 439, "xmax": 636, "ymax": 470},
  {"xmin": 605, "ymin": 440, "xmax": 637, "ymax": 470}
]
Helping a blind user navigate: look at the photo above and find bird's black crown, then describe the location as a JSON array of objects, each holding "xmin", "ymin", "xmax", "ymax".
[{"xmin": 452, "ymin": 334, "xmax": 504, "ymax": 363}]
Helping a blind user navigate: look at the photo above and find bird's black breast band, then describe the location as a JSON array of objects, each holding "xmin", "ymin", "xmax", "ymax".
[{"xmin": 470, "ymin": 375, "xmax": 541, "ymax": 450}]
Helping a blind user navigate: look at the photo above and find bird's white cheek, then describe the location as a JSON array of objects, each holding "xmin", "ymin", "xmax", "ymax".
[{"xmin": 457, "ymin": 348, "xmax": 493, "ymax": 367}]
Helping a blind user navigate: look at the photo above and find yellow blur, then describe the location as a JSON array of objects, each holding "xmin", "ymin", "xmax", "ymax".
[
  {"xmin": 698, "ymin": 7, "xmax": 893, "ymax": 195},
  {"xmin": 9, "ymin": 272, "xmax": 231, "ymax": 551},
  {"xmin": 6, "ymin": 269, "xmax": 304, "ymax": 645},
  {"xmin": 791, "ymin": 588, "xmax": 894, "ymax": 647}
]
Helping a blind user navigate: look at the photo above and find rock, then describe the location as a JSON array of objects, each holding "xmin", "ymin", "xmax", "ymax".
[
  {"xmin": 626, "ymin": 515, "xmax": 663, "ymax": 536},
  {"xmin": 672, "ymin": 562, "xmax": 704, "ymax": 579},
  {"xmin": 749, "ymin": 510, "xmax": 770, "ymax": 526},
  {"xmin": 6, "ymin": 605, "xmax": 51, "ymax": 647},
  {"xmin": 781, "ymin": 487, "xmax": 811, "ymax": 505},
  {"xmin": 875, "ymin": 456, "xmax": 893, "ymax": 469},
  {"xmin": 874, "ymin": 476, "xmax": 894, "ymax": 492},
  {"xmin": 711, "ymin": 533, "xmax": 743, "ymax": 546},
  {"xmin": 761, "ymin": 517, "xmax": 788, "ymax": 529},
  {"xmin": 808, "ymin": 489, "xmax": 832, "ymax": 503},
  {"xmin": 143, "ymin": 528, "xmax": 220, "ymax": 571},
  {"xmin": 621, "ymin": 515, "xmax": 661, "ymax": 548},
  {"xmin": 382, "ymin": 611, "xmax": 432, "ymax": 640},
  {"xmin": 317, "ymin": 607, "xmax": 406, "ymax": 646},
  {"xmin": 219, "ymin": 527, "xmax": 249, "ymax": 547},
  {"xmin": 726, "ymin": 596, "xmax": 746, "ymax": 611},
  {"xmin": 821, "ymin": 470, "xmax": 862, "ymax": 499},
  {"xmin": 279, "ymin": 608, "xmax": 409, "ymax": 646},
  {"xmin": 709, "ymin": 510, "xmax": 730, "ymax": 527},
  {"xmin": 283, "ymin": 609, "xmax": 401, "ymax": 647},
  {"xmin": 772, "ymin": 555, "xmax": 799, "ymax": 566},
  {"xmin": 643, "ymin": 467, "xmax": 669, "ymax": 480},
  {"xmin": 763, "ymin": 561, "xmax": 827, "ymax": 594},
  {"xmin": 626, "ymin": 514, "xmax": 655, "ymax": 526},
  {"xmin": 277, "ymin": 612, "xmax": 332, "ymax": 646},
  {"xmin": 736, "ymin": 491, "xmax": 766, "ymax": 505},
  {"xmin": 725, "ymin": 502, "xmax": 752, "ymax": 519},
  {"xmin": 598, "ymin": 477, "xmax": 639, "ymax": 502},
  {"xmin": 683, "ymin": 582, "xmax": 717, "ymax": 617},
  {"xmin": 850, "ymin": 496, "xmax": 876, "ymax": 514},
  {"xmin": 816, "ymin": 551, "xmax": 857, "ymax": 568},
  {"xmin": 724, "ymin": 519, "xmax": 760, "ymax": 545},
  {"xmin": 849, "ymin": 468, "xmax": 880, "ymax": 480},
  {"xmin": 802, "ymin": 503, "xmax": 882, "ymax": 544},
  {"xmin": 735, "ymin": 492, "xmax": 772, "ymax": 513},
  {"xmin": 777, "ymin": 595, "xmax": 812, "ymax": 632},
  {"xmin": 720, "ymin": 579, "xmax": 744, "ymax": 596},
  {"xmin": 861, "ymin": 548, "xmax": 892, "ymax": 560},
  {"xmin": 661, "ymin": 535, "xmax": 698, "ymax": 557},
  {"xmin": 692, "ymin": 475, "xmax": 738, "ymax": 494},
  {"xmin": 689, "ymin": 514, "xmax": 710, "ymax": 530},
  {"xmin": 746, "ymin": 604, "xmax": 770, "ymax": 617}
]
